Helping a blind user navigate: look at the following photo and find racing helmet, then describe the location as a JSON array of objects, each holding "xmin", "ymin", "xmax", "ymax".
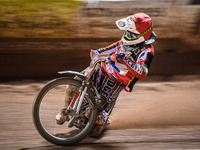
[{"xmin": 116, "ymin": 13, "xmax": 155, "ymax": 46}]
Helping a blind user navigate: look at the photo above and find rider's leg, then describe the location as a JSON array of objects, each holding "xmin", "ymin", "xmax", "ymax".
[
  {"xmin": 55, "ymin": 85, "xmax": 77, "ymax": 125},
  {"xmin": 89, "ymin": 110, "xmax": 111, "ymax": 137},
  {"xmin": 89, "ymin": 74, "xmax": 123, "ymax": 137},
  {"xmin": 55, "ymin": 68, "xmax": 89, "ymax": 125}
]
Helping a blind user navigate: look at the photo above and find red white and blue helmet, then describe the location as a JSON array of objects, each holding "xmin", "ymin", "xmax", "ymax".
[{"xmin": 116, "ymin": 13, "xmax": 155, "ymax": 45}]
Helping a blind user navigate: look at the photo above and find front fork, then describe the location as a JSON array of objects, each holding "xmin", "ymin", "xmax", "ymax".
[
  {"xmin": 74, "ymin": 84, "xmax": 87, "ymax": 115},
  {"xmin": 67, "ymin": 81, "xmax": 91, "ymax": 128}
]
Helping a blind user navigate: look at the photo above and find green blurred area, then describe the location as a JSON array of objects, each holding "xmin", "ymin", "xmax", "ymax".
[{"xmin": 0, "ymin": 0, "xmax": 82, "ymax": 38}]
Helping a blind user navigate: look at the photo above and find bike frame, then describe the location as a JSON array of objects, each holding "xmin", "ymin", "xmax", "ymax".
[{"xmin": 59, "ymin": 51, "xmax": 110, "ymax": 128}]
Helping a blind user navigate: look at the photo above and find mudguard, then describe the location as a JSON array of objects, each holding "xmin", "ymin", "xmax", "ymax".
[{"xmin": 58, "ymin": 71, "xmax": 86, "ymax": 79}]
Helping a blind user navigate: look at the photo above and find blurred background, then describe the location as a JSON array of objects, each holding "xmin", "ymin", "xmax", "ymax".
[{"xmin": 0, "ymin": 0, "xmax": 200, "ymax": 80}]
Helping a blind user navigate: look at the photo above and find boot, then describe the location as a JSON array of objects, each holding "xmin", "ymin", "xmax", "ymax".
[{"xmin": 89, "ymin": 111, "xmax": 111, "ymax": 137}]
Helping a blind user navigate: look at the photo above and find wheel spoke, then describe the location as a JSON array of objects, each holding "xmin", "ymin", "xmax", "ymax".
[{"xmin": 33, "ymin": 78, "xmax": 97, "ymax": 145}]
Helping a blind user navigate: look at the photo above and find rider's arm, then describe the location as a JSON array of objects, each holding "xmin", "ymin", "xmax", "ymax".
[
  {"xmin": 121, "ymin": 56, "xmax": 147, "ymax": 79},
  {"xmin": 93, "ymin": 40, "xmax": 122, "ymax": 55},
  {"xmin": 117, "ymin": 47, "xmax": 154, "ymax": 79}
]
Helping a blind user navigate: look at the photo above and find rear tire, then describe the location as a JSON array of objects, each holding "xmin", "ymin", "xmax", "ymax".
[{"xmin": 33, "ymin": 77, "xmax": 97, "ymax": 145}]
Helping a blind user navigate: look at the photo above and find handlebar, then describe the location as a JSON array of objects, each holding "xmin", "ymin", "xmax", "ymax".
[{"xmin": 89, "ymin": 51, "xmax": 110, "ymax": 68}]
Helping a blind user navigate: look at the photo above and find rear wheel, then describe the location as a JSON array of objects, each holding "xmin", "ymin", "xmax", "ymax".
[{"xmin": 33, "ymin": 77, "xmax": 97, "ymax": 145}]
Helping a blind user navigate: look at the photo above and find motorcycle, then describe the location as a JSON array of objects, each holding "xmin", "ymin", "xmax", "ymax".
[{"xmin": 32, "ymin": 50, "xmax": 124, "ymax": 145}]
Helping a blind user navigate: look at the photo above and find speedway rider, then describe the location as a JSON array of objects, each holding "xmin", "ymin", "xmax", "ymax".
[{"xmin": 55, "ymin": 12, "xmax": 156, "ymax": 136}]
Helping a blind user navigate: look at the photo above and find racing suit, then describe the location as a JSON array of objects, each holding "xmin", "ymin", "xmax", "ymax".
[
  {"xmin": 94, "ymin": 40, "xmax": 154, "ymax": 93},
  {"xmin": 88, "ymin": 40, "xmax": 154, "ymax": 136}
]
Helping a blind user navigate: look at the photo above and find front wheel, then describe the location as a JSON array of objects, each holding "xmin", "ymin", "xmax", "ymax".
[{"xmin": 33, "ymin": 77, "xmax": 97, "ymax": 145}]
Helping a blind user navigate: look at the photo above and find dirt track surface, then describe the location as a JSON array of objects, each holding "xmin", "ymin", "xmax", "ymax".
[{"xmin": 0, "ymin": 79, "xmax": 200, "ymax": 149}]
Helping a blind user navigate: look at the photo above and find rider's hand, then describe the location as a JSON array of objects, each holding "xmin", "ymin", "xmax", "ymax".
[{"xmin": 111, "ymin": 53, "xmax": 124, "ymax": 63}]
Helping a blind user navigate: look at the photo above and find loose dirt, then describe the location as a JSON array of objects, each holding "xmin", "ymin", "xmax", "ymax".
[{"xmin": 0, "ymin": 79, "xmax": 200, "ymax": 149}]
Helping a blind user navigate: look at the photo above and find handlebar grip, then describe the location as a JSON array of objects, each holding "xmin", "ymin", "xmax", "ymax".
[{"xmin": 116, "ymin": 57, "xmax": 122, "ymax": 62}]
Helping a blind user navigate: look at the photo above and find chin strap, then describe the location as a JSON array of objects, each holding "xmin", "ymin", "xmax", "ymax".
[{"xmin": 144, "ymin": 31, "xmax": 156, "ymax": 45}]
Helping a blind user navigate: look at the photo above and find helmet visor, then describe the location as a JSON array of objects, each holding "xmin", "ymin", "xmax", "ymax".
[{"xmin": 124, "ymin": 30, "xmax": 139, "ymax": 41}]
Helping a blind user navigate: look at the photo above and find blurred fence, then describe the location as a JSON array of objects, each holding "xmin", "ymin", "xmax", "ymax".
[
  {"xmin": 76, "ymin": 0, "xmax": 200, "ymax": 51},
  {"xmin": 0, "ymin": 0, "xmax": 200, "ymax": 80}
]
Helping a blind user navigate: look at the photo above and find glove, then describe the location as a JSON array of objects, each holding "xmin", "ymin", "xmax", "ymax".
[{"xmin": 110, "ymin": 53, "xmax": 124, "ymax": 63}]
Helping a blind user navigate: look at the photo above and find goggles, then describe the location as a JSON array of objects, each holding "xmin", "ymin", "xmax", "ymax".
[
  {"xmin": 123, "ymin": 22, "xmax": 153, "ymax": 41},
  {"xmin": 124, "ymin": 30, "xmax": 139, "ymax": 41}
]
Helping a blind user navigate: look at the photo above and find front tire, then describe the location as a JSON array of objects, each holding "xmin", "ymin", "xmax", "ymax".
[{"xmin": 33, "ymin": 77, "xmax": 97, "ymax": 145}]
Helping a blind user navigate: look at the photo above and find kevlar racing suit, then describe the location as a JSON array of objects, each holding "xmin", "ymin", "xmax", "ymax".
[
  {"xmin": 95, "ymin": 40, "xmax": 154, "ymax": 92},
  {"xmin": 88, "ymin": 40, "xmax": 154, "ymax": 137}
]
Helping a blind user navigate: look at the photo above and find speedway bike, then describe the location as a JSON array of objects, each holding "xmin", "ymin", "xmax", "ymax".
[{"xmin": 32, "ymin": 50, "xmax": 121, "ymax": 145}]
